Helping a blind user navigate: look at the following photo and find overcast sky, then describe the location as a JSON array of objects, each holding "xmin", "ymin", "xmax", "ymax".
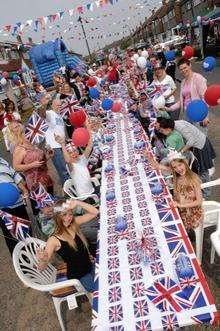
[{"xmin": 0, "ymin": 0, "xmax": 162, "ymax": 55}]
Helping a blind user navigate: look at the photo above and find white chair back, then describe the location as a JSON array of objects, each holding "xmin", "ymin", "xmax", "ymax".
[
  {"xmin": 201, "ymin": 178, "xmax": 220, "ymax": 190},
  {"xmin": 194, "ymin": 200, "xmax": 220, "ymax": 263},
  {"xmin": 12, "ymin": 238, "xmax": 57, "ymax": 290}
]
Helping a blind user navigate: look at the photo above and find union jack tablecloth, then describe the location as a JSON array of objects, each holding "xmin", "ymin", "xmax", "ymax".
[{"xmin": 92, "ymin": 113, "xmax": 218, "ymax": 331}]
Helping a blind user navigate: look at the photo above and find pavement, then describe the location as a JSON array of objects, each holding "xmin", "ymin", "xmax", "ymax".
[{"xmin": 0, "ymin": 61, "xmax": 220, "ymax": 330}]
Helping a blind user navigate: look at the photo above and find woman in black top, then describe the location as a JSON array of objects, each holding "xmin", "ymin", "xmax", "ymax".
[{"xmin": 37, "ymin": 199, "xmax": 99, "ymax": 293}]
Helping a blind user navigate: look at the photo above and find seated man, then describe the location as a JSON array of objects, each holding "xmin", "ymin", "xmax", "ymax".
[
  {"xmin": 155, "ymin": 118, "xmax": 185, "ymax": 159},
  {"xmin": 174, "ymin": 119, "xmax": 216, "ymax": 183}
]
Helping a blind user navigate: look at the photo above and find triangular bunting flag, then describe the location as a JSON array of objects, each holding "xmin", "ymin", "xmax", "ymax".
[
  {"xmin": 34, "ymin": 20, "xmax": 39, "ymax": 32},
  {"xmin": 59, "ymin": 11, "xmax": 65, "ymax": 19},
  {"xmin": 11, "ymin": 26, "xmax": 18, "ymax": 36},
  {"xmin": 26, "ymin": 20, "xmax": 33, "ymax": 26},
  {"xmin": 69, "ymin": 9, "xmax": 74, "ymax": 16},
  {"xmin": 95, "ymin": 0, "xmax": 100, "ymax": 8},
  {"xmin": 77, "ymin": 6, "xmax": 84, "ymax": 14},
  {"xmin": 43, "ymin": 16, "xmax": 48, "ymax": 25},
  {"xmin": 52, "ymin": 14, "xmax": 58, "ymax": 22},
  {"xmin": 4, "ymin": 25, "xmax": 11, "ymax": 32}
]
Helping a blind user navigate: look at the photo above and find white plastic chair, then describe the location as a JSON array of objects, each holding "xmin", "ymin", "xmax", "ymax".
[
  {"xmin": 210, "ymin": 201, "xmax": 220, "ymax": 263},
  {"xmin": 194, "ymin": 201, "xmax": 220, "ymax": 264},
  {"xmin": 63, "ymin": 179, "xmax": 99, "ymax": 204},
  {"xmin": 12, "ymin": 238, "xmax": 92, "ymax": 331},
  {"xmin": 210, "ymin": 229, "xmax": 220, "ymax": 263},
  {"xmin": 201, "ymin": 178, "xmax": 220, "ymax": 190}
]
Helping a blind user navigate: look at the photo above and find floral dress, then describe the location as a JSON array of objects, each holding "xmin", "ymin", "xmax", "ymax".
[
  {"xmin": 20, "ymin": 145, "xmax": 53, "ymax": 191},
  {"xmin": 174, "ymin": 182, "xmax": 203, "ymax": 230}
]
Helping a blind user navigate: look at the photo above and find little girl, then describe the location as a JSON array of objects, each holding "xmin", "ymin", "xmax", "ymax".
[
  {"xmin": 145, "ymin": 150, "xmax": 203, "ymax": 231},
  {"xmin": 55, "ymin": 133, "xmax": 94, "ymax": 197}
]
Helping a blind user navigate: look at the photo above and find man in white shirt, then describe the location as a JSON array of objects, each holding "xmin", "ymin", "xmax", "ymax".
[{"xmin": 45, "ymin": 99, "xmax": 69, "ymax": 185}]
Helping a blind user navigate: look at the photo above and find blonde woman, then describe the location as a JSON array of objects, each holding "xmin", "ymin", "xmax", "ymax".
[
  {"xmin": 8, "ymin": 121, "xmax": 53, "ymax": 192},
  {"xmin": 37, "ymin": 199, "xmax": 99, "ymax": 293}
]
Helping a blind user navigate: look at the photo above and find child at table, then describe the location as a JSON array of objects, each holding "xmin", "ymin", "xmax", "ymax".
[{"xmin": 145, "ymin": 150, "xmax": 203, "ymax": 233}]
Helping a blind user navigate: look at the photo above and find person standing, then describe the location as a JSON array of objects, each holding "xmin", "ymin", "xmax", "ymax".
[
  {"xmin": 153, "ymin": 63, "xmax": 177, "ymax": 120},
  {"xmin": 168, "ymin": 58, "xmax": 209, "ymax": 133},
  {"xmin": 45, "ymin": 99, "xmax": 69, "ymax": 185}
]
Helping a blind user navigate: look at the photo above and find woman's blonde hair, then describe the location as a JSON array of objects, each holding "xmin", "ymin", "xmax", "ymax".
[
  {"xmin": 171, "ymin": 158, "xmax": 201, "ymax": 194},
  {"xmin": 7, "ymin": 121, "xmax": 26, "ymax": 146},
  {"xmin": 53, "ymin": 204, "xmax": 88, "ymax": 250}
]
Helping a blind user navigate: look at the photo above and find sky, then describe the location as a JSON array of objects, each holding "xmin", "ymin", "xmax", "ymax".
[{"xmin": 0, "ymin": 0, "xmax": 162, "ymax": 55}]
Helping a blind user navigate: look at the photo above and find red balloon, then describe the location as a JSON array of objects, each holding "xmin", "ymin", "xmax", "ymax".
[
  {"xmin": 69, "ymin": 110, "xmax": 86, "ymax": 127},
  {"xmin": 72, "ymin": 128, "xmax": 90, "ymax": 147},
  {"xmin": 112, "ymin": 101, "xmax": 122, "ymax": 113},
  {"xmin": 96, "ymin": 69, "xmax": 103, "ymax": 78},
  {"xmin": 2, "ymin": 71, "xmax": 9, "ymax": 79},
  {"xmin": 87, "ymin": 77, "xmax": 97, "ymax": 87},
  {"xmin": 204, "ymin": 85, "xmax": 220, "ymax": 106},
  {"xmin": 182, "ymin": 46, "xmax": 194, "ymax": 59}
]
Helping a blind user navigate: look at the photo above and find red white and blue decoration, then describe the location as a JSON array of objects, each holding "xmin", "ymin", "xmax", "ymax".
[
  {"xmin": 91, "ymin": 87, "xmax": 218, "ymax": 331},
  {"xmin": 0, "ymin": 210, "xmax": 30, "ymax": 241},
  {"xmin": 25, "ymin": 111, "xmax": 49, "ymax": 145}
]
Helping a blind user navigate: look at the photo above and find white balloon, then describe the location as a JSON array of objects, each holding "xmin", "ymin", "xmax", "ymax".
[
  {"xmin": 152, "ymin": 95, "xmax": 166, "ymax": 110},
  {"xmin": 88, "ymin": 69, "xmax": 95, "ymax": 76},
  {"xmin": 141, "ymin": 50, "xmax": 149, "ymax": 59},
  {"xmin": 137, "ymin": 56, "xmax": 147, "ymax": 69},
  {"xmin": 0, "ymin": 77, "xmax": 7, "ymax": 86},
  {"xmin": 197, "ymin": 16, "xmax": 202, "ymax": 24},
  {"xmin": 133, "ymin": 53, "xmax": 139, "ymax": 61}
]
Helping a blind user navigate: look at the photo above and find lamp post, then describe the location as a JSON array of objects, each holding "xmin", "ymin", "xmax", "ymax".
[
  {"xmin": 125, "ymin": 24, "xmax": 135, "ymax": 48},
  {"xmin": 78, "ymin": 16, "xmax": 92, "ymax": 61}
]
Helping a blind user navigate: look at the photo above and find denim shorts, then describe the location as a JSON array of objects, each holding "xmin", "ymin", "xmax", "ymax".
[{"xmin": 79, "ymin": 265, "xmax": 95, "ymax": 292}]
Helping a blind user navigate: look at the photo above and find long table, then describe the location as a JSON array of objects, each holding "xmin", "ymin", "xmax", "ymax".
[{"xmin": 91, "ymin": 113, "xmax": 218, "ymax": 331}]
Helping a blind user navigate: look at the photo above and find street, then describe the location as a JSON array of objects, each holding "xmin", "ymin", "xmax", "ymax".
[{"xmin": 0, "ymin": 60, "xmax": 220, "ymax": 330}]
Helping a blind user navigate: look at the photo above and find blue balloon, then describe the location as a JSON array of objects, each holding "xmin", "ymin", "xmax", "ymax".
[
  {"xmin": 100, "ymin": 79, "xmax": 106, "ymax": 87},
  {"xmin": 151, "ymin": 183, "xmax": 163, "ymax": 195},
  {"xmin": 104, "ymin": 164, "xmax": 114, "ymax": 173},
  {"xmin": 134, "ymin": 140, "xmax": 145, "ymax": 149},
  {"xmin": 106, "ymin": 191, "xmax": 115, "ymax": 201},
  {"xmin": 186, "ymin": 100, "xmax": 208, "ymax": 122},
  {"xmin": 203, "ymin": 56, "xmax": 216, "ymax": 72},
  {"xmin": 175, "ymin": 253, "xmax": 194, "ymax": 279},
  {"xmin": 165, "ymin": 50, "xmax": 176, "ymax": 61},
  {"xmin": 102, "ymin": 98, "xmax": 113, "ymax": 111},
  {"xmin": 133, "ymin": 127, "xmax": 142, "ymax": 135},
  {"xmin": 105, "ymin": 134, "xmax": 114, "ymax": 142},
  {"xmin": 0, "ymin": 183, "xmax": 20, "ymax": 208},
  {"xmin": 89, "ymin": 87, "xmax": 100, "ymax": 99},
  {"xmin": 13, "ymin": 74, "xmax": 20, "ymax": 81}
]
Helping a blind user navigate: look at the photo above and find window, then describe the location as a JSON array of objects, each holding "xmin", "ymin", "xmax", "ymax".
[
  {"xmin": 186, "ymin": 2, "xmax": 191, "ymax": 10},
  {"xmin": 10, "ymin": 50, "xmax": 19, "ymax": 59},
  {"xmin": 0, "ymin": 50, "xmax": 4, "ymax": 60},
  {"xmin": 193, "ymin": 0, "xmax": 201, "ymax": 6},
  {"xmin": 23, "ymin": 51, "xmax": 30, "ymax": 59}
]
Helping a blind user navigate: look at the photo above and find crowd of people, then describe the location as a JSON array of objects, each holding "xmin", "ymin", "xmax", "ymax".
[{"xmin": 0, "ymin": 46, "xmax": 219, "ymax": 296}]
